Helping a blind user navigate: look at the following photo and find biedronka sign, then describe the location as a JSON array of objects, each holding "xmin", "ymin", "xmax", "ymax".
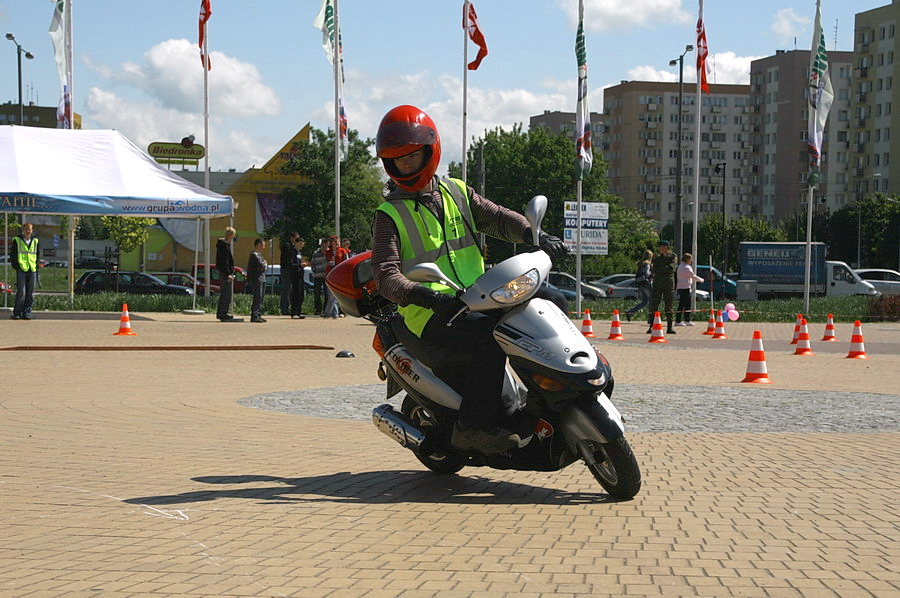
[{"xmin": 147, "ymin": 141, "xmax": 206, "ymax": 166}]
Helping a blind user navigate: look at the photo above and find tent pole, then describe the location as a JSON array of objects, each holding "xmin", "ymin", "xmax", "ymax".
[{"xmin": 3, "ymin": 216, "xmax": 8, "ymax": 310}]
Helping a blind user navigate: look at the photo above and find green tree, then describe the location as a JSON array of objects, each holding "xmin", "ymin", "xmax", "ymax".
[
  {"xmin": 700, "ymin": 214, "xmax": 785, "ymax": 273},
  {"xmin": 448, "ymin": 125, "xmax": 647, "ymax": 276},
  {"xmin": 279, "ymin": 128, "xmax": 383, "ymax": 250},
  {"xmin": 100, "ymin": 216, "xmax": 156, "ymax": 253}
]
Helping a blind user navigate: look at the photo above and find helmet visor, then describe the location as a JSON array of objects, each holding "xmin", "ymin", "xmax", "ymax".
[{"xmin": 376, "ymin": 121, "xmax": 437, "ymax": 157}]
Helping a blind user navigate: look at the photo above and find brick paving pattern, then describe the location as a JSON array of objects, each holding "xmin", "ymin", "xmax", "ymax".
[{"xmin": 1, "ymin": 313, "xmax": 897, "ymax": 596}]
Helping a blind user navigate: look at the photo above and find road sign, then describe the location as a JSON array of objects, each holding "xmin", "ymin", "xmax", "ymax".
[{"xmin": 563, "ymin": 201, "xmax": 608, "ymax": 255}]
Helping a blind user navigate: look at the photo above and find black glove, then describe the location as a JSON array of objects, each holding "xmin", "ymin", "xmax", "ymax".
[
  {"xmin": 428, "ymin": 291, "xmax": 466, "ymax": 320},
  {"xmin": 539, "ymin": 232, "xmax": 568, "ymax": 263}
]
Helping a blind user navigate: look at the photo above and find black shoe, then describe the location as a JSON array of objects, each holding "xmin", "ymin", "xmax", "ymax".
[
  {"xmin": 218, "ymin": 315, "xmax": 235, "ymax": 322},
  {"xmin": 11, "ymin": 314, "xmax": 21, "ymax": 320},
  {"xmin": 667, "ymin": 328, "xmax": 676, "ymax": 334},
  {"xmin": 22, "ymin": 314, "xmax": 32, "ymax": 320},
  {"xmin": 624, "ymin": 312, "xmax": 632, "ymax": 322},
  {"xmin": 451, "ymin": 422, "xmax": 520, "ymax": 455},
  {"xmin": 250, "ymin": 317, "xmax": 267, "ymax": 323},
  {"xmin": 646, "ymin": 327, "xmax": 652, "ymax": 334},
  {"xmin": 291, "ymin": 314, "xmax": 306, "ymax": 319}
]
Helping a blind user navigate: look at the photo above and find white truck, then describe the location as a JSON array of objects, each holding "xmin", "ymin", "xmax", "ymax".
[{"xmin": 738, "ymin": 242, "xmax": 879, "ymax": 298}]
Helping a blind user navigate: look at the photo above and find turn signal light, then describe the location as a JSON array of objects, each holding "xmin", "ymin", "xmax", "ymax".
[
  {"xmin": 372, "ymin": 332, "xmax": 385, "ymax": 358},
  {"xmin": 532, "ymin": 373, "xmax": 564, "ymax": 391}
]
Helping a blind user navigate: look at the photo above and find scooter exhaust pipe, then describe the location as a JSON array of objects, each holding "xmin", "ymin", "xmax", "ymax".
[{"xmin": 372, "ymin": 404, "xmax": 426, "ymax": 450}]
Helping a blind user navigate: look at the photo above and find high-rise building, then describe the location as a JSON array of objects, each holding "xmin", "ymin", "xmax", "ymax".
[
  {"xmin": 600, "ymin": 80, "xmax": 752, "ymax": 231},
  {"xmin": 851, "ymin": 1, "xmax": 900, "ymax": 201},
  {"xmin": 748, "ymin": 49, "xmax": 854, "ymax": 223}
]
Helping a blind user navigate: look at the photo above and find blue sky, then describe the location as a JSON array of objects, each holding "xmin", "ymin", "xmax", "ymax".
[{"xmin": 0, "ymin": 0, "xmax": 880, "ymax": 173}]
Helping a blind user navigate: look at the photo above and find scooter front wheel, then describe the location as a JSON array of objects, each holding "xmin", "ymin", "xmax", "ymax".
[
  {"xmin": 401, "ymin": 396, "xmax": 465, "ymax": 475},
  {"xmin": 580, "ymin": 436, "xmax": 641, "ymax": 499}
]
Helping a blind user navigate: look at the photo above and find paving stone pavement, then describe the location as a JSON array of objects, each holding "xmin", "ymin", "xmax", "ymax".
[{"xmin": 0, "ymin": 313, "xmax": 898, "ymax": 597}]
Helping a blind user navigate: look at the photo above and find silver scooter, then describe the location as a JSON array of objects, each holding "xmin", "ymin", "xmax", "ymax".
[{"xmin": 330, "ymin": 196, "xmax": 641, "ymax": 499}]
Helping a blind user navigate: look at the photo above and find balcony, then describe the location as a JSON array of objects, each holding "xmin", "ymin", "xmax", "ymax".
[
  {"xmin": 856, "ymin": 66, "xmax": 869, "ymax": 79},
  {"xmin": 648, "ymin": 103, "xmax": 658, "ymax": 111}
]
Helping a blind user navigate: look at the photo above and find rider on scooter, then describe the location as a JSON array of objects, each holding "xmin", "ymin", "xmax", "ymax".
[{"xmin": 371, "ymin": 105, "xmax": 568, "ymax": 455}]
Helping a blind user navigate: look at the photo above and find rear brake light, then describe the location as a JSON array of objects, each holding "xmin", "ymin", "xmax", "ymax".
[{"xmin": 372, "ymin": 332, "xmax": 385, "ymax": 358}]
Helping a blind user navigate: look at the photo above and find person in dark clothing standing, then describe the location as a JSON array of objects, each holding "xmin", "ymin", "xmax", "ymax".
[
  {"xmin": 247, "ymin": 238, "xmax": 267, "ymax": 323},
  {"xmin": 646, "ymin": 240, "xmax": 678, "ymax": 334},
  {"xmin": 9, "ymin": 222, "xmax": 38, "ymax": 320},
  {"xmin": 310, "ymin": 239, "xmax": 328, "ymax": 316},
  {"xmin": 289, "ymin": 237, "xmax": 306, "ymax": 319},
  {"xmin": 279, "ymin": 231, "xmax": 300, "ymax": 316},
  {"xmin": 215, "ymin": 226, "xmax": 238, "ymax": 322}
]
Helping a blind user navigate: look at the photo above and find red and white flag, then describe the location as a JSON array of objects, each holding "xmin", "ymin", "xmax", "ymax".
[
  {"xmin": 464, "ymin": 1, "xmax": 488, "ymax": 71},
  {"xmin": 199, "ymin": 0, "xmax": 212, "ymax": 70},
  {"xmin": 696, "ymin": 0, "xmax": 710, "ymax": 93}
]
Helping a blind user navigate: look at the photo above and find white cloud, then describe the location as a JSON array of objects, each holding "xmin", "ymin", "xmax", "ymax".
[
  {"xmin": 707, "ymin": 51, "xmax": 762, "ymax": 85},
  {"xmin": 82, "ymin": 87, "xmax": 277, "ymax": 171},
  {"xmin": 627, "ymin": 66, "xmax": 677, "ymax": 82},
  {"xmin": 560, "ymin": 0, "xmax": 691, "ymax": 31},
  {"xmin": 85, "ymin": 39, "xmax": 281, "ymax": 118},
  {"xmin": 771, "ymin": 8, "xmax": 810, "ymax": 46}
]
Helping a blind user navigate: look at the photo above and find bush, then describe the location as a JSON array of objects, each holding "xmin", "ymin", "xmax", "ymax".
[{"xmin": 867, "ymin": 294, "xmax": 900, "ymax": 322}]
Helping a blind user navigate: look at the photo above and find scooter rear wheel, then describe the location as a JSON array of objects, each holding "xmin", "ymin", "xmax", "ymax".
[
  {"xmin": 582, "ymin": 436, "xmax": 641, "ymax": 499},
  {"xmin": 402, "ymin": 396, "xmax": 465, "ymax": 475}
]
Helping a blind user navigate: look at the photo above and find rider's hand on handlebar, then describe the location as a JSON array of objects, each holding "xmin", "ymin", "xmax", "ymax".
[
  {"xmin": 539, "ymin": 232, "xmax": 568, "ymax": 263},
  {"xmin": 428, "ymin": 292, "xmax": 466, "ymax": 320}
]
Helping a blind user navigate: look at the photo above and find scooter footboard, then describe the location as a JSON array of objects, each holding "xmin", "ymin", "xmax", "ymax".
[{"xmin": 559, "ymin": 393, "xmax": 625, "ymax": 452}]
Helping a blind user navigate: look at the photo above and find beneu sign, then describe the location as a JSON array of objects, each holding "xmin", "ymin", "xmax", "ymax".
[{"xmin": 147, "ymin": 142, "xmax": 206, "ymax": 159}]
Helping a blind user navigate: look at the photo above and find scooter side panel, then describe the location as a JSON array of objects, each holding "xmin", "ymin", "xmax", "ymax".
[
  {"xmin": 494, "ymin": 298, "xmax": 598, "ymax": 374},
  {"xmin": 383, "ymin": 344, "xmax": 463, "ymax": 410}
]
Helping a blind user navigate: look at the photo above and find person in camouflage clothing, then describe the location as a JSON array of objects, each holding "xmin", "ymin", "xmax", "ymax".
[{"xmin": 646, "ymin": 240, "xmax": 678, "ymax": 335}]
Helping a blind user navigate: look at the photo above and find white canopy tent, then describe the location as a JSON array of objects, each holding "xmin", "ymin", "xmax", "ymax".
[{"xmin": 0, "ymin": 126, "xmax": 233, "ymax": 305}]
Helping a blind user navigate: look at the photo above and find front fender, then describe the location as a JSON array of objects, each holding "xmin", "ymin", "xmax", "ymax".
[{"xmin": 559, "ymin": 393, "xmax": 625, "ymax": 451}]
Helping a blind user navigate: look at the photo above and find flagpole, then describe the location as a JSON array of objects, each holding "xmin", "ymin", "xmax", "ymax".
[
  {"xmin": 691, "ymin": 0, "xmax": 704, "ymax": 313},
  {"xmin": 66, "ymin": 0, "xmax": 75, "ymax": 305},
  {"xmin": 202, "ymin": 10, "xmax": 211, "ymax": 298},
  {"xmin": 803, "ymin": 185, "xmax": 814, "ymax": 313},
  {"xmin": 462, "ymin": 0, "xmax": 469, "ymax": 183},
  {"xmin": 333, "ymin": 0, "xmax": 341, "ymax": 238}
]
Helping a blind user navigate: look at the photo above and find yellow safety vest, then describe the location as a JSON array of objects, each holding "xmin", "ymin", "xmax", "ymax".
[
  {"xmin": 13, "ymin": 236, "xmax": 38, "ymax": 272},
  {"xmin": 376, "ymin": 178, "xmax": 484, "ymax": 336}
]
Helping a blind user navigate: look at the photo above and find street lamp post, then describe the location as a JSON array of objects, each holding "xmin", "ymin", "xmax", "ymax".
[
  {"xmin": 5, "ymin": 33, "xmax": 34, "ymax": 126},
  {"xmin": 669, "ymin": 44, "xmax": 694, "ymax": 256},
  {"xmin": 714, "ymin": 161, "xmax": 727, "ymax": 275}
]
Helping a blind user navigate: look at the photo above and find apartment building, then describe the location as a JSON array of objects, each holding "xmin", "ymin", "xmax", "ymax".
[
  {"xmin": 748, "ymin": 49, "xmax": 854, "ymax": 223},
  {"xmin": 851, "ymin": 1, "xmax": 900, "ymax": 200},
  {"xmin": 600, "ymin": 80, "xmax": 752, "ymax": 229}
]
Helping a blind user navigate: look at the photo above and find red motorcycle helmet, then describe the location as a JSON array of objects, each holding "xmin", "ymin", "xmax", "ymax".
[{"xmin": 376, "ymin": 105, "xmax": 441, "ymax": 192}]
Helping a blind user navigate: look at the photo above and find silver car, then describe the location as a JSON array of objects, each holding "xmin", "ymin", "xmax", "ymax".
[{"xmin": 854, "ymin": 268, "xmax": 900, "ymax": 295}]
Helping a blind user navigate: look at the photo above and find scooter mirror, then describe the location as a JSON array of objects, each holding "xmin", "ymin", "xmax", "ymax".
[
  {"xmin": 525, "ymin": 195, "xmax": 548, "ymax": 246},
  {"xmin": 406, "ymin": 262, "xmax": 462, "ymax": 292}
]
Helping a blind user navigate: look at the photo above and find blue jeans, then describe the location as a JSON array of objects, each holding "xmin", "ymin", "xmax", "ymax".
[
  {"xmin": 323, "ymin": 286, "xmax": 339, "ymax": 318},
  {"xmin": 625, "ymin": 284, "xmax": 650, "ymax": 316},
  {"xmin": 14, "ymin": 269, "xmax": 36, "ymax": 317}
]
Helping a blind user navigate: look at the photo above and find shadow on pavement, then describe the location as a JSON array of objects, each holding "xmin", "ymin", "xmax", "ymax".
[
  {"xmin": 124, "ymin": 471, "xmax": 620, "ymax": 506},
  {"xmin": 16, "ymin": 312, "xmax": 153, "ymax": 321}
]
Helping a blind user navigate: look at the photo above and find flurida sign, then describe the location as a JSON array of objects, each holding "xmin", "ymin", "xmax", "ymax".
[{"xmin": 147, "ymin": 142, "xmax": 206, "ymax": 160}]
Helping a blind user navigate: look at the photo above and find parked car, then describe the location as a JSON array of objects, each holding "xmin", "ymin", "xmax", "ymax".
[
  {"xmin": 74, "ymin": 270, "xmax": 193, "ymax": 295},
  {"xmin": 589, "ymin": 273, "xmax": 634, "ymax": 287},
  {"xmin": 603, "ymin": 277, "xmax": 710, "ymax": 302},
  {"xmin": 694, "ymin": 265, "xmax": 737, "ymax": 299},
  {"xmin": 75, "ymin": 255, "xmax": 109, "ymax": 269},
  {"xmin": 541, "ymin": 280, "xmax": 581, "ymax": 303},
  {"xmin": 151, "ymin": 272, "xmax": 220, "ymax": 294},
  {"xmin": 192, "ymin": 264, "xmax": 247, "ymax": 294},
  {"xmin": 547, "ymin": 271, "xmax": 607, "ymax": 300},
  {"xmin": 854, "ymin": 268, "xmax": 900, "ymax": 295}
]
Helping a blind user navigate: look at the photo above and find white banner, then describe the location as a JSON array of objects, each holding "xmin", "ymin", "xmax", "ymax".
[{"xmin": 563, "ymin": 201, "xmax": 608, "ymax": 255}]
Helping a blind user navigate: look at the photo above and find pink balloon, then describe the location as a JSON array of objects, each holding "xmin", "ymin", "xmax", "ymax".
[
  {"xmin": 724, "ymin": 303, "xmax": 736, "ymax": 312},
  {"xmin": 727, "ymin": 309, "xmax": 740, "ymax": 321}
]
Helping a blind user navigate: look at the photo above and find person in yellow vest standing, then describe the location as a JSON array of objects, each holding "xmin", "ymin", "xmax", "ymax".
[
  {"xmin": 371, "ymin": 105, "xmax": 568, "ymax": 455},
  {"xmin": 9, "ymin": 222, "xmax": 39, "ymax": 320}
]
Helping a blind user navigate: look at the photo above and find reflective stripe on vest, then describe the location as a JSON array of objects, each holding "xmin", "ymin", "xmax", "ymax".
[
  {"xmin": 13, "ymin": 237, "xmax": 38, "ymax": 272},
  {"xmin": 376, "ymin": 178, "xmax": 484, "ymax": 336}
]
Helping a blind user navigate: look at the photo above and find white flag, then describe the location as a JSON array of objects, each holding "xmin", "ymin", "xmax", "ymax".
[
  {"xmin": 575, "ymin": 0, "xmax": 592, "ymax": 177},
  {"xmin": 48, "ymin": 0, "xmax": 71, "ymax": 128},
  {"xmin": 806, "ymin": 0, "xmax": 833, "ymax": 187},
  {"xmin": 313, "ymin": 0, "xmax": 348, "ymax": 160}
]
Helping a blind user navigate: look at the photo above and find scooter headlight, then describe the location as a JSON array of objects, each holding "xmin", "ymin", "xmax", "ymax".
[{"xmin": 490, "ymin": 268, "xmax": 540, "ymax": 304}]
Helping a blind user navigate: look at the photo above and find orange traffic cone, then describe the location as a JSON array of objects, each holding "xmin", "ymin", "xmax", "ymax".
[
  {"xmin": 113, "ymin": 303, "xmax": 137, "ymax": 336},
  {"xmin": 790, "ymin": 313, "xmax": 803, "ymax": 344},
  {"xmin": 712, "ymin": 310, "xmax": 728, "ymax": 339},
  {"xmin": 793, "ymin": 318, "xmax": 814, "ymax": 355},
  {"xmin": 580, "ymin": 309, "xmax": 595, "ymax": 338},
  {"xmin": 846, "ymin": 320, "xmax": 868, "ymax": 359},
  {"xmin": 607, "ymin": 310, "xmax": 625, "ymax": 340},
  {"xmin": 742, "ymin": 330, "xmax": 772, "ymax": 384},
  {"xmin": 703, "ymin": 309, "xmax": 716, "ymax": 335},
  {"xmin": 821, "ymin": 313, "xmax": 837, "ymax": 341},
  {"xmin": 648, "ymin": 311, "xmax": 667, "ymax": 343}
]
